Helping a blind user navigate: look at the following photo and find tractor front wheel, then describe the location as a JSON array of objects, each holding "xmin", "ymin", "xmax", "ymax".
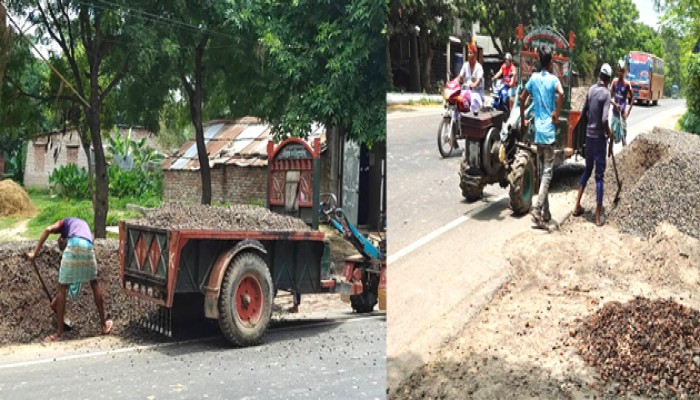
[{"xmin": 509, "ymin": 151, "xmax": 536, "ymax": 215}]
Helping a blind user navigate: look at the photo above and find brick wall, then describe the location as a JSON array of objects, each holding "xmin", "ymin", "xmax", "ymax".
[
  {"xmin": 23, "ymin": 128, "xmax": 158, "ymax": 190},
  {"xmin": 24, "ymin": 132, "xmax": 88, "ymax": 189},
  {"xmin": 163, "ymin": 166, "xmax": 268, "ymax": 205}
]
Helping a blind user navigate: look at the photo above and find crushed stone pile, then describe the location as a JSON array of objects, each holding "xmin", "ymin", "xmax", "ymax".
[
  {"xmin": 0, "ymin": 179, "xmax": 35, "ymax": 217},
  {"xmin": 0, "ymin": 240, "xmax": 157, "ymax": 344},
  {"xmin": 131, "ymin": 203, "xmax": 311, "ymax": 231},
  {"xmin": 570, "ymin": 86, "xmax": 588, "ymax": 112},
  {"xmin": 578, "ymin": 297, "xmax": 700, "ymax": 397},
  {"xmin": 583, "ymin": 127, "xmax": 700, "ymax": 239}
]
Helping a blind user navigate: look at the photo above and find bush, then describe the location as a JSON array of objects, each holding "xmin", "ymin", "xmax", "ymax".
[
  {"xmin": 108, "ymin": 164, "xmax": 162, "ymax": 199},
  {"xmin": 679, "ymin": 111, "xmax": 700, "ymax": 135},
  {"xmin": 48, "ymin": 164, "xmax": 90, "ymax": 200},
  {"xmin": 686, "ymin": 54, "xmax": 700, "ymax": 115}
]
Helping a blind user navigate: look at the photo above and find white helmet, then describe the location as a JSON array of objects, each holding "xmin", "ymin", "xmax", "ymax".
[
  {"xmin": 505, "ymin": 53, "xmax": 512, "ymax": 61},
  {"xmin": 600, "ymin": 63, "xmax": 612, "ymax": 78}
]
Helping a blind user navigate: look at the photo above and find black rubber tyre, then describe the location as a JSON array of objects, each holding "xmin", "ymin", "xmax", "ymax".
[
  {"xmin": 459, "ymin": 150, "xmax": 485, "ymax": 201},
  {"xmin": 437, "ymin": 117, "xmax": 455, "ymax": 158},
  {"xmin": 218, "ymin": 252, "xmax": 273, "ymax": 346},
  {"xmin": 509, "ymin": 151, "xmax": 536, "ymax": 215},
  {"xmin": 350, "ymin": 269, "xmax": 378, "ymax": 313},
  {"xmin": 481, "ymin": 127, "xmax": 503, "ymax": 177}
]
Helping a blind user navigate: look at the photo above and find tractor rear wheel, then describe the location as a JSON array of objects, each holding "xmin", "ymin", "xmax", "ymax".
[
  {"xmin": 509, "ymin": 151, "xmax": 536, "ymax": 215},
  {"xmin": 218, "ymin": 252, "xmax": 273, "ymax": 346}
]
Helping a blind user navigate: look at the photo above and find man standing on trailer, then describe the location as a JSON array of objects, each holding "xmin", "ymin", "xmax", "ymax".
[{"xmin": 519, "ymin": 44, "xmax": 564, "ymax": 228}]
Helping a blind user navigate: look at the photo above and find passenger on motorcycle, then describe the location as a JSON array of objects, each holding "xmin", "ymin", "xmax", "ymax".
[
  {"xmin": 492, "ymin": 53, "xmax": 517, "ymax": 98},
  {"xmin": 457, "ymin": 44, "xmax": 484, "ymax": 112}
]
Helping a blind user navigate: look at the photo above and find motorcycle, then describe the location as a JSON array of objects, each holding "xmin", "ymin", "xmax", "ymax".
[
  {"xmin": 437, "ymin": 79, "xmax": 476, "ymax": 158},
  {"xmin": 490, "ymin": 79, "xmax": 511, "ymax": 119}
]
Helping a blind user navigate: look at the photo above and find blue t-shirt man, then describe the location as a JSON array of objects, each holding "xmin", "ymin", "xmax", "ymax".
[
  {"xmin": 519, "ymin": 45, "xmax": 564, "ymax": 228},
  {"xmin": 525, "ymin": 71, "xmax": 563, "ymax": 144}
]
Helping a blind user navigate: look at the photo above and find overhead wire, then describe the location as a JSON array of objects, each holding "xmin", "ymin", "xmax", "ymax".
[{"xmin": 1, "ymin": 1, "xmax": 90, "ymax": 107}]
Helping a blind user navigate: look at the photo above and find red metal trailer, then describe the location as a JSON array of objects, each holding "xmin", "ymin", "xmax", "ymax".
[{"xmin": 119, "ymin": 221, "xmax": 332, "ymax": 346}]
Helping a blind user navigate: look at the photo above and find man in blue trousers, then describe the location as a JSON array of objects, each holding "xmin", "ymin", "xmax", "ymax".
[{"xmin": 573, "ymin": 63, "xmax": 613, "ymax": 226}]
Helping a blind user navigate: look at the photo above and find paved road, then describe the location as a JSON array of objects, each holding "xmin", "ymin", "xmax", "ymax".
[
  {"xmin": 386, "ymin": 99, "xmax": 687, "ymax": 389},
  {"xmin": 0, "ymin": 313, "xmax": 386, "ymax": 400}
]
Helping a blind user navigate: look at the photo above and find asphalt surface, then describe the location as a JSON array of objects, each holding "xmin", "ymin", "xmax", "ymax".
[
  {"xmin": 386, "ymin": 99, "xmax": 687, "ymax": 389},
  {"xmin": 0, "ymin": 313, "xmax": 386, "ymax": 400}
]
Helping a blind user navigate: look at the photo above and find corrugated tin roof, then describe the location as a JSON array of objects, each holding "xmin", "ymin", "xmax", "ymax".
[{"xmin": 163, "ymin": 117, "xmax": 326, "ymax": 170}]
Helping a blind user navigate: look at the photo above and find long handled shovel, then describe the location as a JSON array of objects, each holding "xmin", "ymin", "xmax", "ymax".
[
  {"xmin": 29, "ymin": 259, "xmax": 72, "ymax": 331},
  {"xmin": 610, "ymin": 145, "xmax": 622, "ymax": 206}
]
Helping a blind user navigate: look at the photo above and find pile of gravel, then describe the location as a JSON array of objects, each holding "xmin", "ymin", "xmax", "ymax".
[
  {"xmin": 578, "ymin": 297, "xmax": 700, "ymax": 397},
  {"xmin": 131, "ymin": 203, "xmax": 311, "ymax": 231},
  {"xmin": 570, "ymin": 86, "xmax": 589, "ymax": 112},
  {"xmin": 0, "ymin": 241, "xmax": 157, "ymax": 344},
  {"xmin": 583, "ymin": 127, "xmax": 700, "ymax": 239}
]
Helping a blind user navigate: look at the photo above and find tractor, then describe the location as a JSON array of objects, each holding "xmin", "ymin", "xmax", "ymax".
[{"xmin": 458, "ymin": 25, "xmax": 585, "ymax": 214}]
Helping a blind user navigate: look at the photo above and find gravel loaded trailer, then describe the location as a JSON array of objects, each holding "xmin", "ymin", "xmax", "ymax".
[{"xmin": 118, "ymin": 221, "xmax": 332, "ymax": 346}]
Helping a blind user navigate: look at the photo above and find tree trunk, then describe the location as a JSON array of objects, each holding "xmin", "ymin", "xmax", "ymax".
[
  {"xmin": 386, "ymin": 35, "xmax": 393, "ymax": 92},
  {"xmin": 409, "ymin": 33, "xmax": 421, "ymax": 92},
  {"xmin": 418, "ymin": 31, "xmax": 433, "ymax": 93},
  {"xmin": 186, "ymin": 36, "xmax": 211, "ymax": 205},
  {"xmin": 89, "ymin": 66, "xmax": 108, "ymax": 238}
]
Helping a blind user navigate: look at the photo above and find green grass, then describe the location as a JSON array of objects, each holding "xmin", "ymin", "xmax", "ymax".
[
  {"xmin": 0, "ymin": 216, "xmax": 20, "ymax": 230},
  {"xmin": 0, "ymin": 187, "xmax": 161, "ymax": 241}
]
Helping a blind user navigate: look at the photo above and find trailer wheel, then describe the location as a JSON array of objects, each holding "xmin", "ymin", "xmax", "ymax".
[
  {"xmin": 350, "ymin": 269, "xmax": 379, "ymax": 313},
  {"xmin": 218, "ymin": 252, "xmax": 273, "ymax": 346}
]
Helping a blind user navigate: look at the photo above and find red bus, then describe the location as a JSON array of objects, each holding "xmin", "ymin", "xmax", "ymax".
[{"xmin": 626, "ymin": 51, "xmax": 664, "ymax": 106}]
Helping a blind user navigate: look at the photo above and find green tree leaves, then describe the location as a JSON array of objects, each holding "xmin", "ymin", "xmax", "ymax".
[{"xmin": 257, "ymin": 0, "xmax": 386, "ymax": 145}]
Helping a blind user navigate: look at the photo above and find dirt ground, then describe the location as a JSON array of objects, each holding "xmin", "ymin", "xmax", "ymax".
[
  {"xmin": 392, "ymin": 128, "xmax": 700, "ymax": 399},
  {"xmin": 392, "ymin": 219, "xmax": 700, "ymax": 399}
]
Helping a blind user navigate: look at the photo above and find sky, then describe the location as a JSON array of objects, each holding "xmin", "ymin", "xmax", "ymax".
[{"xmin": 632, "ymin": 0, "xmax": 661, "ymax": 29}]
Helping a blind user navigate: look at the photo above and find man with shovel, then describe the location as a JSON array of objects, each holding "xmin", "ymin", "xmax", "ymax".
[
  {"xmin": 27, "ymin": 217, "xmax": 112, "ymax": 341},
  {"xmin": 573, "ymin": 63, "xmax": 613, "ymax": 226}
]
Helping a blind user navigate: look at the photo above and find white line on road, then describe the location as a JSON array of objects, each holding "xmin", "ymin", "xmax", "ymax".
[
  {"xmin": 0, "ymin": 315, "xmax": 385, "ymax": 370},
  {"xmin": 388, "ymin": 194, "xmax": 508, "ymax": 265}
]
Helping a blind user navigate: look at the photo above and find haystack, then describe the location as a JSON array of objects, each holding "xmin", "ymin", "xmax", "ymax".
[{"xmin": 0, "ymin": 179, "xmax": 35, "ymax": 217}]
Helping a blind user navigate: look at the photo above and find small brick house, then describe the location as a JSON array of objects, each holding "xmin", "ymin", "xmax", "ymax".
[
  {"xmin": 161, "ymin": 117, "xmax": 326, "ymax": 205},
  {"xmin": 23, "ymin": 127, "xmax": 158, "ymax": 189}
]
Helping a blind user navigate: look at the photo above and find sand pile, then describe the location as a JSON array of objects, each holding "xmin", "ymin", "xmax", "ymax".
[{"xmin": 0, "ymin": 179, "xmax": 35, "ymax": 217}]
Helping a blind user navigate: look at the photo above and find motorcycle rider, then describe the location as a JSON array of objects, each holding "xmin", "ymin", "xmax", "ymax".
[
  {"xmin": 457, "ymin": 43, "xmax": 484, "ymax": 112},
  {"xmin": 492, "ymin": 53, "xmax": 517, "ymax": 99}
]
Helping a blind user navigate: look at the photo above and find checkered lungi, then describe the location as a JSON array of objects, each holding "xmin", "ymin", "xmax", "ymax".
[
  {"xmin": 59, "ymin": 237, "xmax": 97, "ymax": 299},
  {"xmin": 611, "ymin": 113, "xmax": 627, "ymax": 144}
]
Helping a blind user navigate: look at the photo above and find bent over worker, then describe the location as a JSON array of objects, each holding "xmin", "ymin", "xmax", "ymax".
[{"xmin": 27, "ymin": 217, "xmax": 112, "ymax": 341}]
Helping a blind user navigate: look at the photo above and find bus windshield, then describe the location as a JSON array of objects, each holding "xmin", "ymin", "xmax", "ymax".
[
  {"xmin": 628, "ymin": 62, "xmax": 650, "ymax": 82},
  {"xmin": 627, "ymin": 53, "xmax": 651, "ymax": 82}
]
